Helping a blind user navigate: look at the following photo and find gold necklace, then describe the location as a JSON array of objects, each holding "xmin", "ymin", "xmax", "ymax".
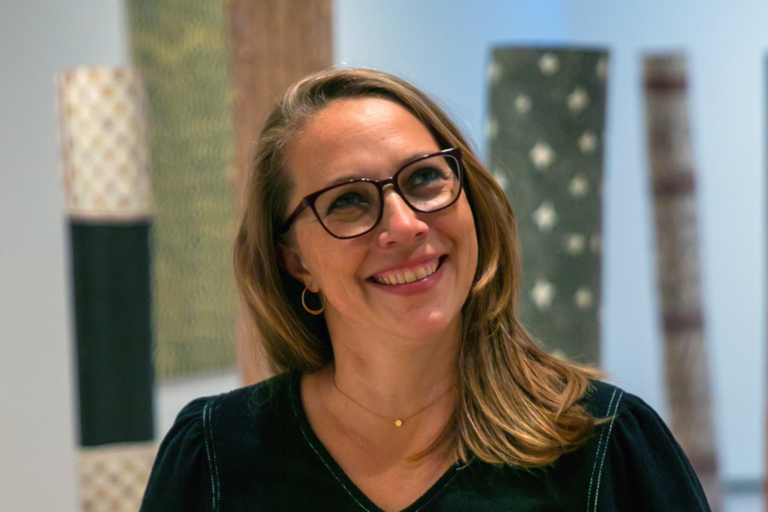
[{"xmin": 332, "ymin": 374, "xmax": 453, "ymax": 427}]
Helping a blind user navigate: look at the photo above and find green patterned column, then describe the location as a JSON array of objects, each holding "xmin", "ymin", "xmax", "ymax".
[
  {"xmin": 127, "ymin": 0, "xmax": 237, "ymax": 377},
  {"xmin": 488, "ymin": 48, "xmax": 609, "ymax": 366}
]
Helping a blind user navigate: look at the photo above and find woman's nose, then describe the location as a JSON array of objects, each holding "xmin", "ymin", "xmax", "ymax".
[{"xmin": 376, "ymin": 188, "xmax": 428, "ymax": 247}]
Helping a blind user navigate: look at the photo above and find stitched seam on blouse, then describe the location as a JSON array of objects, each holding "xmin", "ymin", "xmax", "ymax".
[
  {"xmin": 208, "ymin": 402, "xmax": 222, "ymax": 510},
  {"xmin": 202, "ymin": 401, "xmax": 220, "ymax": 512},
  {"xmin": 586, "ymin": 388, "xmax": 618, "ymax": 512},
  {"xmin": 593, "ymin": 391, "xmax": 623, "ymax": 512},
  {"xmin": 290, "ymin": 385, "xmax": 374, "ymax": 512}
]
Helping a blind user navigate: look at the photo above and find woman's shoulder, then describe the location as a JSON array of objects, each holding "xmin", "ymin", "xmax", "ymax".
[
  {"xmin": 581, "ymin": 379, "xmax": 634, "ymax": 418},
  {"xmin": 579, "ymin": 379, "xmax": 680, "ymax": 433},
  {"xmin": 580, "ymin": 379, "xmax": 683, "ymax": 448},
  {"xmin": 189, "ymin": 370, "xmax": 298, "ymax": 436},
  {"xmin": 169, "ymin": 370, "xmax": 294, "ymax": 422},
  {"xmin": 160, "ymin": 370, "xmax": 297, "ymax": 445},
  {"xmin": 578, "ymin": 379, "xmax": 685, "ymax": 473},
  {"xmin": 140, "ymin": 371, "xmax": 298, "ymax": 511},
  {"xmin": 566, "ymin": 379, "xmax": 711, "ymax": 511},
  {"xmin": 212, "ymin": 370, "xmax": 295, "ymax": 410}
]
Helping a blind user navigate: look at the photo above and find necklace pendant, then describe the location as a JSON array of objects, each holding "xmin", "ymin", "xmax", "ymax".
[{"xmin": 395, "ymin": 420, "xmax": 403, "ymax": 427}]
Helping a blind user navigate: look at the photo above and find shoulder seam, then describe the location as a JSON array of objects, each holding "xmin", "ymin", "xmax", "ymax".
[
  {"xmin": 586, "ymin": 388, "xmax": 624, "ymax": 512},
  {"xmin": 202, "ymin": 399, "xmax": 222, "ymax": 512}
]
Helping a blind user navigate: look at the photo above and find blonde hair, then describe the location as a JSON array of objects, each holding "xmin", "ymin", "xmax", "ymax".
[{"xmin": 234, "ymin": 68, "xmax": 603, "ymax": 467}]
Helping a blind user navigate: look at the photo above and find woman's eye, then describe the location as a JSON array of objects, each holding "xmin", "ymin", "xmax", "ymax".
[
  {"xmin": 327, "ymin": 192, "xmax": 369, "ymax": 213},
  {"xmin": 408, "ymin": 167, "xmax": 447, "ymax": 187}
]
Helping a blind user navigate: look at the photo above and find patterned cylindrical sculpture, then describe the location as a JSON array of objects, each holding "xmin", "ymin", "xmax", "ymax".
[
  {"xmin": 58, "ymin": 67, "xmax": 156, "ymax": 511},
  {"xmin": 487, "ymin": 48, "xmax": 608, "ymax": 366},
  {"xmin": 228, "ymin": 0, "xmax": 333, "ymax": 385},
  {"xmin": 127, "ymin": 0, "xmax": 238, "ymax": 377},
  {"xmin": 643, "ymin": 53, "xmax": 720, "ymax": 510}
]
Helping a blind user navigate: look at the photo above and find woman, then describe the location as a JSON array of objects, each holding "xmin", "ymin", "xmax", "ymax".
[{"xmin": 140, "ymin": 68, "xmax": 710, "ymax": 511}]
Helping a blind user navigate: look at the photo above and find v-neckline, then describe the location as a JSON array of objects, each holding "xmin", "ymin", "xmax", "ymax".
[{"xmin": 288, "ymin": 371, "xmax": 468, "ymax": 512}]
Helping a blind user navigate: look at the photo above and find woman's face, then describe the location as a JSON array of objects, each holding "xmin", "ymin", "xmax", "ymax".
[{"xmin": 282, "ymin": 97, "xmax": 478, "ymax": 344}]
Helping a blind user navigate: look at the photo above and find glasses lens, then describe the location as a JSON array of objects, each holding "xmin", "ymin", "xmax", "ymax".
[
  {"xmin": 314, "ymin": 181, "xmax": 380, "ymax": 238},
  {"xmin": 398, "ymin": 154, "xmax": 461, "ymax": 212}
]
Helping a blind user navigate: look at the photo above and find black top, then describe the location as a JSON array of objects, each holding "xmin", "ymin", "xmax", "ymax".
[{"xmin": 140, "ymin": 371, "xmax": 710, "ymax": 511}]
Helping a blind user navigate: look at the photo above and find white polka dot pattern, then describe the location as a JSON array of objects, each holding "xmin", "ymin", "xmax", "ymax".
[{"xmin": 488, "ymin": 48, "xmax": 608, "ymax": 366}]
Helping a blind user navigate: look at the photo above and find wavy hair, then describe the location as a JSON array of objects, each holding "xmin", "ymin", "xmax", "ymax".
[{"xmin": 234, "ymin": 68, "xmax": 603, "ymax": 466}]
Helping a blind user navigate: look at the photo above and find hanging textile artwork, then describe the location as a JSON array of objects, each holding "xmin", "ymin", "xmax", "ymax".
[
  {"xmin": 58, "ymin": 66, "xmax": 156, "ymax": 512},
  {"xmin": 643, "ymin": 53, "xmax": 721, "ymax": 510},
  {"xmin": 127, "ymin": 0, "xmax": 237, "ymax": 377},
  {"xmin": 487, "ymin": 47, "xmax": 609, "ymax": 366},
  {"xmin": 228, "ymin": 0, "xmax": 333, "ymax": 384}
]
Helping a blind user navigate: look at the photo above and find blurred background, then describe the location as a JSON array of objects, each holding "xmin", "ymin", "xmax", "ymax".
[{"xmin": 0, "ymin": 0, "xmax": 765, "ymax": 510}]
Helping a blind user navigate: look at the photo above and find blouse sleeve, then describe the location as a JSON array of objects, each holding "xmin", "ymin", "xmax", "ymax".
[
  {"xmin": 140, "ymin": 397, "xmax": 216, "ymax": 512},
  {"xmin": 593, "ymin": 390, "xmax": 711, "ymax": 512}
]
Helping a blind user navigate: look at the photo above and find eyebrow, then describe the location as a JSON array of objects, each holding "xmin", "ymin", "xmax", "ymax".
[{"xmin": 321, "ymin": 151, "xmax": 437, "ymax": 188}]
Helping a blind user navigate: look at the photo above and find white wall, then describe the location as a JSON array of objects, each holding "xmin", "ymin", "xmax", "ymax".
[
  {"xmin": 335, "ymin": 0, "xmax": 563, "ymax": 157},
  {"xmin": 335, "ymin": 0, "xmax": 765, "ymax": 481},
  {"xmin": 0, "ymin": 0, "xmax": 128, "ymax": 509}
]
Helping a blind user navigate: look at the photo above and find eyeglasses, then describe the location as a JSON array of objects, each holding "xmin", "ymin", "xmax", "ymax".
[{"xmin": 279, "ymin": 148, "xmax": 464, "ymax": 240}]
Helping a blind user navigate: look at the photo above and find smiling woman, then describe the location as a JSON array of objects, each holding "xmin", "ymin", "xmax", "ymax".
[{"xmin": 139, "ymin": 69, "xmax": 711, "ymax": 512}]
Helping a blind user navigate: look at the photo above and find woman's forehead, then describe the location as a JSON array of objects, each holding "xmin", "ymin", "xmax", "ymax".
[
  {"xmin": 285, "ymin": 97, "xmax": 439, "ymax": 190},
  {"xmin": 299, "ymin": 97, "xmax": 425, "ymax": 149}
]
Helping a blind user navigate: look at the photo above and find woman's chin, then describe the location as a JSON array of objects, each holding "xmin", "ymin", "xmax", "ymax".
[{"xmin": 385, "ymin": 311, "xmax": 459, "ymax": 343}]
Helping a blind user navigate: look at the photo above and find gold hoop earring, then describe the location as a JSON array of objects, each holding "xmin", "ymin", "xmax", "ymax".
[{"xmin": 302, "ymin": 287, "xmax": 324, "ymax": 315}]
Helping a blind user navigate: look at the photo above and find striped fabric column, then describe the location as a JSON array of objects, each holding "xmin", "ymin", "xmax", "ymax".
[
  {"xmin": 127, "ymin": 0, "xmax": 238, "ymax": 377},
  {"xmin": 488, "ymin": 48, "xmax": 608, "ymax": 366},
  {"xmin": 58, "ymin": 67, "xmax": 156, "ymax": 512},
  {"xmin": 643, "ymin": 53, "xmax": 720, "ymax": 510},
  {"xmin": 228, "ymin": 0, "xmax": 333, "ymax": 385}
]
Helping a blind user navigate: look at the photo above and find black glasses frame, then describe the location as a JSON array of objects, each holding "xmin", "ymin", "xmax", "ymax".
[{"xmin": 278, "ymin": 147, "xmax": 464, "ymax": 240}]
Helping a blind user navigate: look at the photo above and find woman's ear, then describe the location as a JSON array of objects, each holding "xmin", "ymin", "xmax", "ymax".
[{"xmin": 276, "ymin": 242, "xmax": 319, "ymax": 292}]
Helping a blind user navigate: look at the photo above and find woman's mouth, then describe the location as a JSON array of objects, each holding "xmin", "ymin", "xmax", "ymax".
[{"xmin": 370, "ymin": 256, "xmax": 445, "ymax": 286}]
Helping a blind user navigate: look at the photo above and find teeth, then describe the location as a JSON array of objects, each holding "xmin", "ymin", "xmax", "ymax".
[{"xmin": 374, "ymin": 260, "xmax": 441, "ymax": 286}]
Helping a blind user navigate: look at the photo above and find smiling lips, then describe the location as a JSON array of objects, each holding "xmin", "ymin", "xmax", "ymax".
[{"xmin": 371, "ymin": 259, "xmax": 440, "ymax": 286}]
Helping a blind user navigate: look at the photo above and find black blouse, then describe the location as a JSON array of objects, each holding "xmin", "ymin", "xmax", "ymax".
[{"xmin": 139, "ymin": 371, "xmax": 711, "ymax": 511}]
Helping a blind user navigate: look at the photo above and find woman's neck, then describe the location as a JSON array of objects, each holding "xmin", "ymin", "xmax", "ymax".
[
  {"xmin": 299, "ymin": 319, "xmax": 462, "ymax": 511},
  {"xmin": 327, "ymin": 316, "xmax": 460, "ymax": 421}
]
